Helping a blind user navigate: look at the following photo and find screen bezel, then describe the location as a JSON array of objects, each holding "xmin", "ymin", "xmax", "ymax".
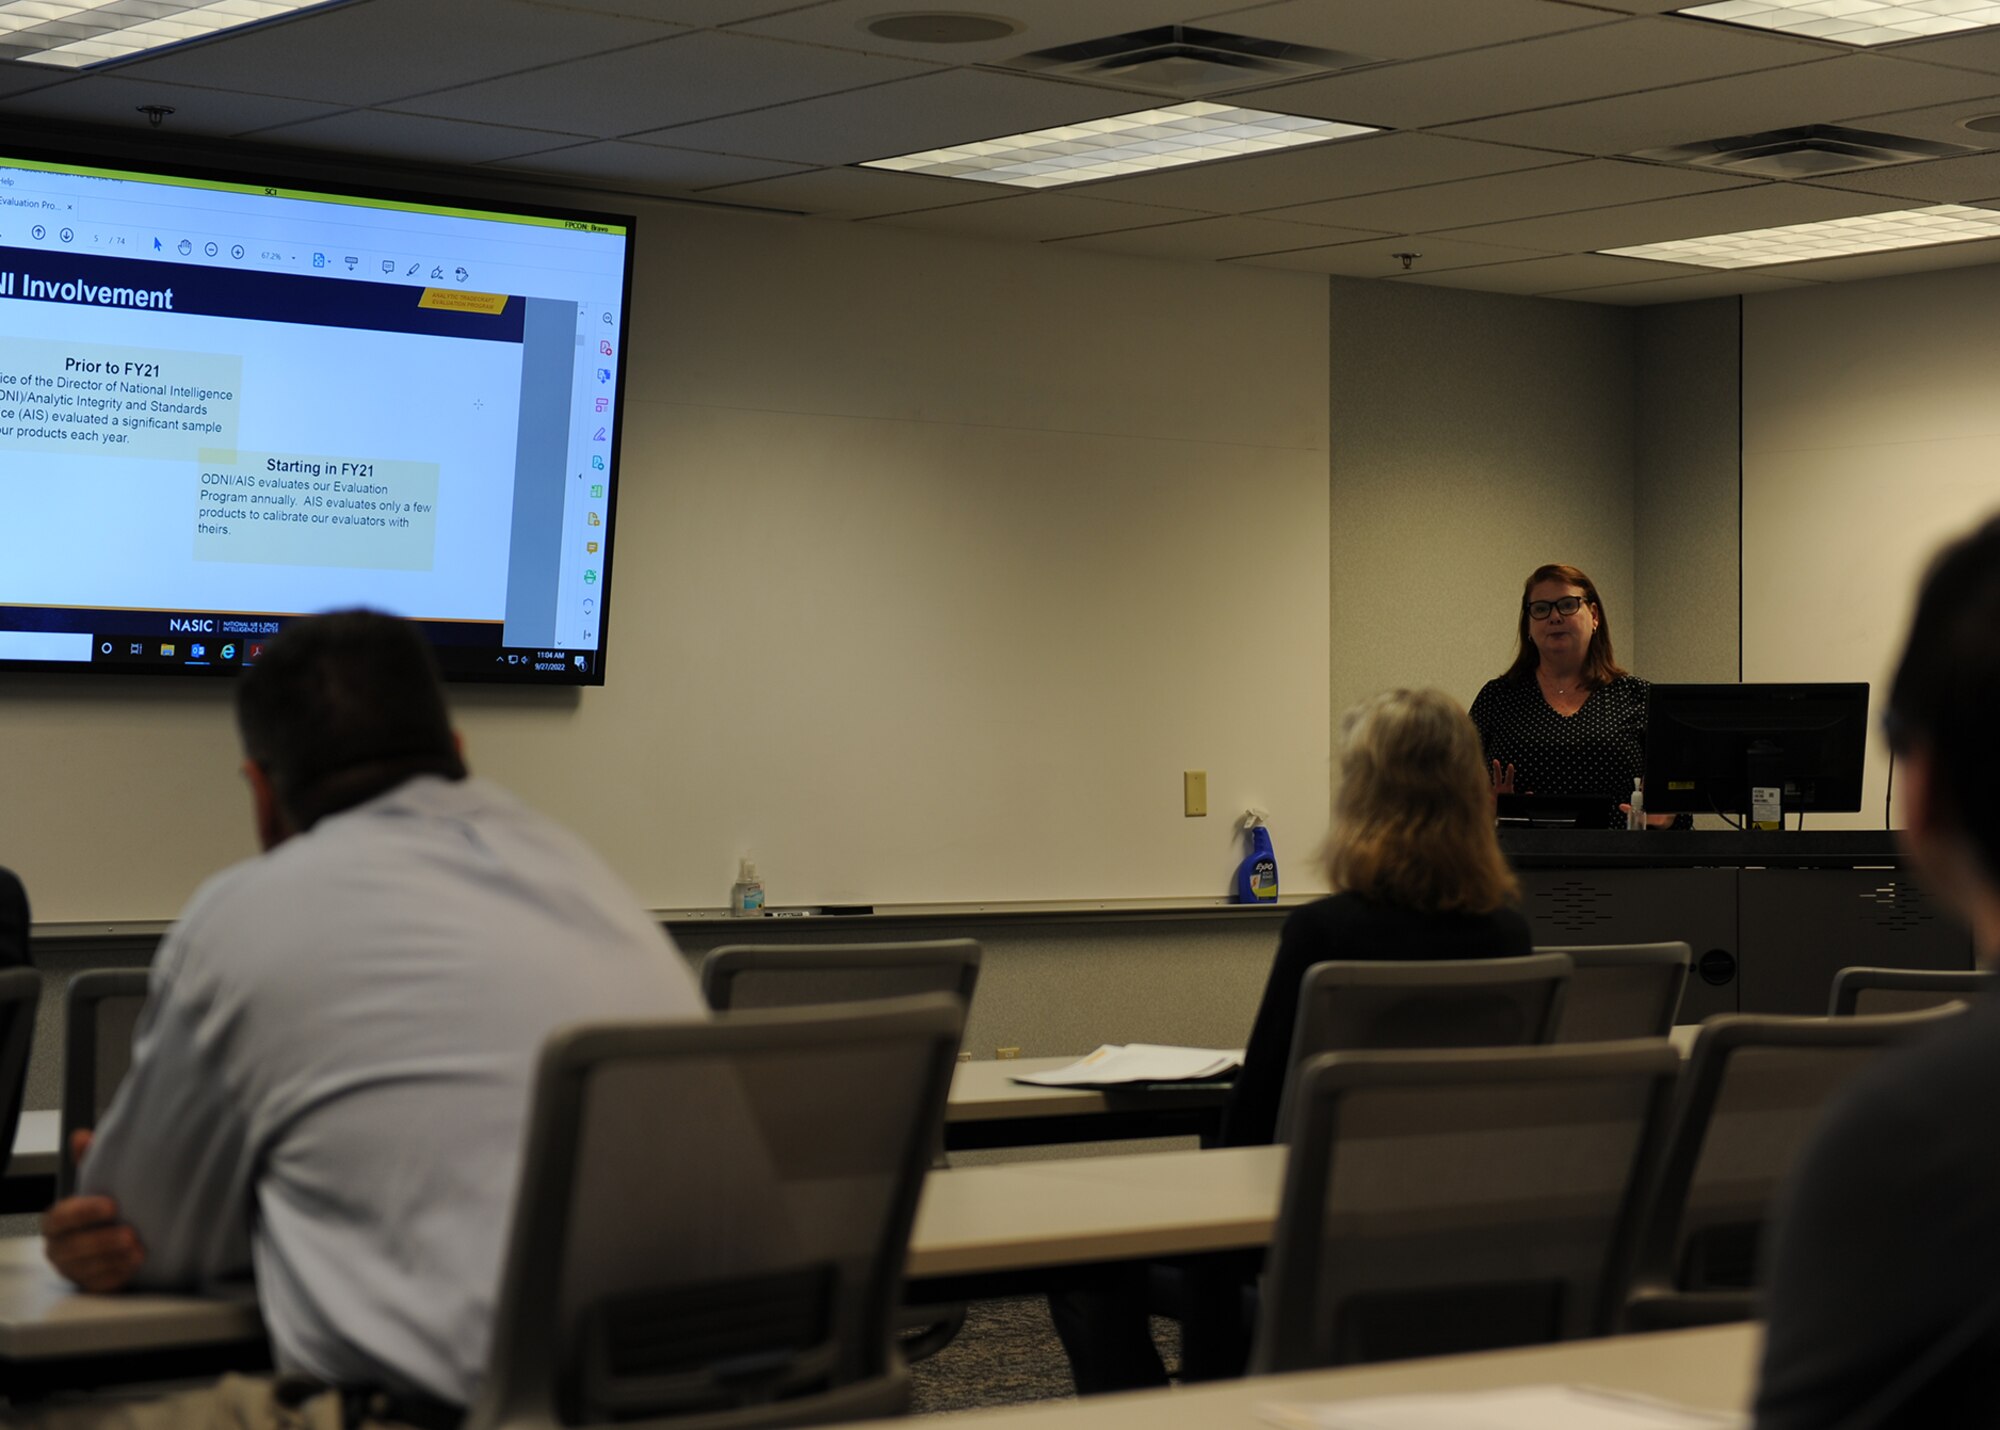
[
  {"xmin": 1642, "ymin": 682, "xmax": 1871, "ymax": 817},
  {"xmin": 0, "ymin": 141, "xmax": 637, "ymax": 687}
]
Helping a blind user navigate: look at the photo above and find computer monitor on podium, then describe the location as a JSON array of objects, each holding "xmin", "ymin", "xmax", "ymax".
[{"xmin": 1643, "ymin": 683, "xmax": 1869, "ymax": 822}]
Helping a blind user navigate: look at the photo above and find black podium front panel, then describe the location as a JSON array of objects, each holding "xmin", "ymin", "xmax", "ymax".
[
  {"xmin": 1500, "ymin": 832, "xmax": 1974, "ymax": 1019},
  {"xmin": 1738, "ymin": 869, "xmax": 1972, "ymax": 1014},
  {"xmin": 1519, "ymin": 868, "xmax": 1739, "ymax": 1021}
]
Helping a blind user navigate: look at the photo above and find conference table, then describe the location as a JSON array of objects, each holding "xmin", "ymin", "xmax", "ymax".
[
  {"xmin": 0, "ymin": 1060, "xmax": 1226, "ymax": 1214},
  {"xmin": 943, "ymin": 1056, "xmax": 1231, "ymax": 1151},
  {"xmin": 0, "ymin": 1029, "xmax": 1715, "ymax": 1388},
  {"xmin": 0, "ymin": 1143, "xmax": 1288, "ymax": 1391},
  {"xmin": 942, "ymin": 1032, "xmax": 1702, "ymax": 1153},
  {"xmin": 855, "ymin": 1323, "xmax": 1762, "ymax": 1427}
]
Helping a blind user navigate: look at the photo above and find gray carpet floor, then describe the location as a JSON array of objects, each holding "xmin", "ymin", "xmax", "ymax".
[{"xmin": 909, "ymin": 1298, "xmax": 1181, "ymax": 1415}]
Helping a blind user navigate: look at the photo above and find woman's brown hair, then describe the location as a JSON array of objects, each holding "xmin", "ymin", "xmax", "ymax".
[
  {"xmin": 1500, "ymin": 563, "xmax": 1628, "ymax": 689},
  {"xmin": 1321, "ymin": 689, "xmax": 1520, "ymax": 914}
]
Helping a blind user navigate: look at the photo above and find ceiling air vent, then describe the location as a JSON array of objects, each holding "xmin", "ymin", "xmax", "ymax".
[
  {"xmin": 1630, "ymin": 124, "xmax": 1976, "ymax": 179},
  {"xmin": 1001, "ymin": 26, "xmax": 1376, "ymax": 99}
]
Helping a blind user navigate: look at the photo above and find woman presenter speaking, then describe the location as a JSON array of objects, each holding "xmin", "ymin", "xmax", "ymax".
[{"xmin": 1470, "ymin": 562, "xmax": 1681, "ymax": 829}]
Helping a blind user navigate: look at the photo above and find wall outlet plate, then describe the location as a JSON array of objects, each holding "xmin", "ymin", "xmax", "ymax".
[{"xmin": 1184, "ymin": 769, "xmax": 1207, "ymax": 817}]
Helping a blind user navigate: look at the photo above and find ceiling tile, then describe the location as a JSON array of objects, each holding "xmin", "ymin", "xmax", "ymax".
[
  {"xmin": 867, "ymin": 192, "xmax": 1212, "ymax": 241},
  {"xmin": 0, "ymin": 75, "xmax": 341, "ymax": 137},
  {"xmin": 491, "ymin": 140, "xmax": 810, "ymax": 190},
  {"xmin": 1062, "ymin": 132, "xmax": 1567, "ymax": 212},
  {"xmin": 249, "ymin": 109, "xmax": 577, "ymax": 164},
  {"xmin": 536, "ymin": 1, "xmax": 824, "ymax": 21},
  {"xmin": 735, "ymin": 0, "xmax": 1220, "ymax": 65},
  {"xmin": 1259, "ymin": 158, "xmax": 1759, "ymax": 231},
  {"xmin": 1839, "ymin": 93, "xmax": 2000, "ymax": 151},
  {"xmin": 1749, "ymin": 231, "xmax": 2000, "ymax": 282},
  {"xmin": 1199, "ymin": 0, "xmax": 1615, "ymax": 61},
  {"xmin": 1429, "ymin": 182, "xmax": 1908, "ymax": 253},
  {"xmin": 109, "ymin": 0, "xmax": 680, "ymax": 108},
  {"xmin": 1805, "ymin": 150, "xmax": 2000, "ymax": 202},
  {"xmin": 1387, "ymin": 251, "xmax": 1710, "ymax": 294},
  {"xmin": 645, "ymin": 69, "xmax": 1144, "ymax": 166},
  {"xmin": 1228, "ymin": 233, "xmax": 1560, "ymax": 275},
  {"xmin": 1054, "ymin": 213, "xmax": 1388, "ymax": 259},
  {"xmin": 1551, "ymin": 272, "xmax": 1825, "ymax": 304},
  {"xmin": 695, "ymin": 166, "xmax": 995, "ymax": 218},
  {"xmin": 387, "ymin": 30, "xmax": 936, "ymax": 139},
  {"xmin": 1872, "ymin": 28, "xmax": 2000, "ymax": 77},
  {"xmin": 1240, "ymin": 15, "xmax": 1834, "ymax": 131},
  {"xmin": 1443, "ymin": 53, "xmax": 2000, "ymax": 155}
]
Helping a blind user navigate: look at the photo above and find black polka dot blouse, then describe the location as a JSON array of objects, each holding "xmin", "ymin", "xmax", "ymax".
[{"xmin": 1469, "ymin": 673, "xmax": 1689, "ymax": 829}]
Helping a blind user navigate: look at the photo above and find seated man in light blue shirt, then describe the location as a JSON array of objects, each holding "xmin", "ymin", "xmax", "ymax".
[{"xmin": 35, "ymin": 610, "xmax": 705, "ymax": 1429}]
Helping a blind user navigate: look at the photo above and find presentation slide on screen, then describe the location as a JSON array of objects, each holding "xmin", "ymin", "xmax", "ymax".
[{"xmin": 0, "ymin": 247, "xmax": 526, "ymax": 622}]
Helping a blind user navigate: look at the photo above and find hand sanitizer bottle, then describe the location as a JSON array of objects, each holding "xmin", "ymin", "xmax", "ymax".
[
  {"xmin": 729, "ymin": 859, "xmax": 765, "ymax": 916},
  {"xmin": 1626, "ymin": 778, "xmax": 1646, "ymax": 832}
]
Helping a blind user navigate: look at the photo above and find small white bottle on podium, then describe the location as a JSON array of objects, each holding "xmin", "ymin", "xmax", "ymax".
[
  {"xmin": 729, "ymin": 859, "xmax": 765, "ymax": 916},
  {"xmin": 1625, "ymin": 778, "xmax": 1646, "ymax": 832}
]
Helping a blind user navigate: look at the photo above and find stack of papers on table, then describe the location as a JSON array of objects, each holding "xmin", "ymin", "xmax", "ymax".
[
  {"xmin": 1261, "ymin": 1385, "xmax": 1748, "ymax": 1429},
  {"xmin": 1010, "ymin": 1044, "xmax": 1243, "ymax": 1087}
]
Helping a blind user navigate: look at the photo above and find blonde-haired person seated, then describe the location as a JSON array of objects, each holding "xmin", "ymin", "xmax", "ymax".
[
  {"xmin": 1048, "ymin": 689, "xmax": 1531, "ymax": 1393},
  {"xmin": 1221, "ymin": 686, "xmax": 1531, "ymax": 1147}
]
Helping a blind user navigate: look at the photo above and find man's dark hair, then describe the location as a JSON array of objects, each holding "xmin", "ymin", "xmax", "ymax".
[
  {"xmin": 236, "ymin": 610, "xmax": 466, "ymax": 831},
  {"xmin": 1887, "ymin": 513, "xmax": 2000, "ymax": 884}
]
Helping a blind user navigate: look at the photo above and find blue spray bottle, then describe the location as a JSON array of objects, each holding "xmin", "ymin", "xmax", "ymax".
[{"xmin": 1235, "ymin": 810, "xmax": 1279, "ymax": 904}]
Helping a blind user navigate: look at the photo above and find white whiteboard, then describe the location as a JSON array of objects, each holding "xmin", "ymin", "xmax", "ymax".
[
  {"xmin": 0, "ymin": 203, "xmax": 1332, "ymax": 920},
  {"xmin": 1743, "ymin": 265, "xmax": 2000, "ymax": 828}
]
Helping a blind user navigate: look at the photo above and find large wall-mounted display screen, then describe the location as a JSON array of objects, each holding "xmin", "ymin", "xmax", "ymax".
[{"xmin": 0, "ymin": 151, "xmax": 632, "ymax": 684}]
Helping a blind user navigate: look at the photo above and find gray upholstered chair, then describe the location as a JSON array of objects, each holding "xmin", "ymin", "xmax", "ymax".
[
  {"xmin": 700, "ymin": 941, "xmax": 980, "ymax": 1016},
  {"xmin": 699, "ymin": 940, "xmax": 980, "ymax": 1361},
  {"xmin": 58, "ymin": 968, "xmax": 148, "ymax": 1197},
  {"xmin": 1274, "ymin": 953, "xmax": 1572, "ymax": 1139},
  {"xmin": 1252, "ymin": 1040, "xmax": 1681, "ymax": 1373},
  {"xmin": 1624, "ymin": 1007, "xmax": 1966, "ymax": 1330},
  {"xmin": 1828, "ymin": 965, "xmax": 1992, "ymax": 1017},
  {"xmin": 1536, "ymin": 942, "xmax": 1691, "ymax": 1042},
  {"xmin": 467, "ymin": 994, "xmax": 962, "ymax": 1430},
  {"xmin": 0, "ymin": 968, "xmax": 39, "ymax": 1183}
]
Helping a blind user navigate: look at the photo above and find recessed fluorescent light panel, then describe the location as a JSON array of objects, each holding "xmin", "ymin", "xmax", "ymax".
[
  {"xmin": 1603, "ymin": 204, "xmax": 2000, "ymax": 268},
  {"xmin": 1676, "ymin": 0, "xmax": 2000, "ymax": 46},
  {"xmin": 859, "ymin": 102, "xmax": 1378, "ymax": 189},
  {"xmin": 2, "ymin": 0, "xmax": 344, "ymax": 68}
]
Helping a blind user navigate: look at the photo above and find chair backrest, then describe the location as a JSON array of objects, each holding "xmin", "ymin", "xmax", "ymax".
[
  {"xmin": 468, "ymin": 994, "xmax": 962, "ymax": 1430},
  {"xmin": 1537, "ymin": 943, "xmax": 1691, "ymax": 1042},
  {"xmin": 1829, "ymin": 965, "xmax": 1992, "ymax": 1017},
  {"xmin": 701, "ymin": 941, "xmax": 981, "ymax": 1015},
  {"xmin": 0, "ymin": 969, "xmax": 39, "ymax": 1181},
  {"xmin": 1253, "ymin": 1040, "xmax": 1682, "ymax": 1374},
  {"xmin": 1276, "ymin": 954, "xmax": 1572, "ymax": 1138},
  {"xmin": 58, "ymin": 968, "xmax": 149, "ymax": 1197},
  {"xmin": 1629, "ymin": 1008, "xmax": 1963, "ymax": 1303}
]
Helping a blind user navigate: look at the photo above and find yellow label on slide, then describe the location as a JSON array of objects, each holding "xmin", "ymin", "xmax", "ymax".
[{"xmin": 417, "ymin": 289, "xmax": 509, "ymax": 314}]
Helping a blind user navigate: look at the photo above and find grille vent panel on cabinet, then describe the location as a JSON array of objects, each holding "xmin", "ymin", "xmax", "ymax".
[
  {"xmin": 1857, "ymin": 882, "xmax": 1939, "ymax": 935},
  {"xmin": 1532, "ymin": 879, "xmax": 1614, "ymax": 938}
]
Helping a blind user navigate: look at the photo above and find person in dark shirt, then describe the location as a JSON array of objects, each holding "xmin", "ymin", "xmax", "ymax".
[
  {"xmin": 1050, "ymin": 688, "xmax": 1531, "ymax": 1391},
  {"xmin": 1756, "ymin": 513, "xmax": 2000, "ymax": 1429},
  {"xmin": 1222, "ymin": 687, "xmax": 1531, "ymax": 1147},
  {"xmin": 1469, "ymin": 563, "xmax": 1686, "ymax": 829},
  {"xmin": 0, "ymin": 866, "xmax": 29, "ymax": 969}
]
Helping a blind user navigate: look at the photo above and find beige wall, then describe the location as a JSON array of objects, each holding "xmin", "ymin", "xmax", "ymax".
[
  {"xmin": 1635, "ymin": 299, "xmax": 1741, "ymax": 686},
  {"xmin": 1326, "ymin": 278, "xmax": 1641, "ymax": 721},
  {"xmin": 10, "ymin": 183, "xmax": 1768, "ymax": 1124},
  {"xmin": 1745, "ymin": 264, "xmax": 2000, "ymax": 828},
  {"xmin": 3, "ymin": 201, "xmax": 1334, "ymax": 919}
]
